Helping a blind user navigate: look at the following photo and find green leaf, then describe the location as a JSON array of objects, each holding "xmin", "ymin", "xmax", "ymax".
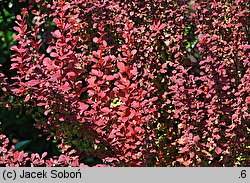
[
  {"xmin": 188, "ymin": 4, "xmax": 196, "ymax": 13},
  {"xmin": 184, "ymin": 26, "xmax": 191, "ymax": 36},
  {"xmin": 14, "ymin": 140, "xmax": 32, "ymax": 151}
]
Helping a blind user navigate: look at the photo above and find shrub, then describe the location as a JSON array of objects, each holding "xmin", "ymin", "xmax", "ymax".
[
  {"xmin": 0, "ymin": 134, "xmax": 109, "ymax": 167},
  {"xmin": 0, "ymin": 0, "xmax": 249, "ymax": 166}
]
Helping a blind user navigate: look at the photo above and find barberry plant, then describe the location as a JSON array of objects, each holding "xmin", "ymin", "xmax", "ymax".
[{"xmin": 0, "ymin": 0, "xmax": 249, "ymax": 166}]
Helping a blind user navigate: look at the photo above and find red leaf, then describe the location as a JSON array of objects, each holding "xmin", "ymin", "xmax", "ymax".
[
  {"xmin": 87, "ymin": 76, "xmax": 96, "ymax": 87},
  {"xmin": 117, "ymin": 84, "xmax": 125, "ymax": 90},
  {"xmin": 207, "ymin": 109, "xmax": 213, "ymax": 114},
  {"xmin": 90, "ymin": 69, "xmax": 103, "ymax": 77},
  {"xmin": 181, "ymin": 145, "xmax": 189, "ymax": 153},
  {"xmin": 193, "ymin": 135, "xmax": 200, "ymax": 142},
  {"xmin": 66, "ymin": 72, "xmax": 76, "ymax": 78},
  {"xmin": 93, "ymin": 50, "xmax": 101, "ymax": 58},
  {"xmin": 26, "ymin": 80, "xmax": 40, "ymax": 87},
  {"xmin": 246, "ymin": 97, "xmax": 250, "ymax": 104},
  {"xmin": 41, "ymin": 152, "xmax": 47, "ymax": 159},
  {"xmin": 176, "ymin": 157, "xmax": 184, "ymax": 163},
  {"xmin": 14, "ymin": 151, "xmax": 19, "ymax": 159},
  {"xmin": 37, "ymin": 103, "xmax": 45, "ymax": 106},
  {"xmin": 106, "ymin": 75, "xmax": 115, "ymax": 81},
  {"xmin": 222, "ymin": 86, "xmax": 230, "ymax": 90},
  {"xmin": 53, "ymin": 18, "xmax": 60, "ymax": 25},
  {"xmin": 44, "ymin": 110, "xmax": 50, "ymax": 116},
  {"xmin": 59, "ymin": 82, "xmax": 71, "ymax": 92},
  {"xmin": 117, "ymin": 62, "xmax": 126, "ymax": 72},
  {"xmin": 93, "ymin": 37, "xmax": 99, "ymax": 43},
  {"xmin": 183, "ymin": 160, "xmax": 192, "ymax": 166},
  {"xmin": 118, "ymin": 105, "xmax": 128, "ymax": 110},
  {"xmin": 215, "ymin": 147, "xmax": 222, "ymax": 154},
  {"xmin": 24, "ymin": 95, "xmax": 30, "ymax": 102},
  {"xmin": 16, "ymin": 15, "xmax": 22, "ymax": 21},
  {"xmin": 79, "ymin": 102, "xmax": 89, "ymax": 112},
  {"xmin": 13, "ymin": 26, "xmax": 22, "ymax": 33},
  {"xmin": 130, "ymin": 67, "xmax": 138, "ymax": 75},
  {"xmin": 131, "ymin": 49, "xmax": 137, "ymax": 55},
  {"xmin": 198, "ymin": 33, "xmax": 204, "ymax": 41},
  {"xmin": 243, "ymin": 44, "xmax": 250, "ymax": 51},
  {"xmin": 134, "ymin": 127, "xmax": 141, "ymax": 133},
  {"xmin": 50, "ymin": 52, "xmax": 58, "ymax": 57},
  {"xmin": 49, "ymin": 73, "xmax": 61, "ymax": 82},
  {"xmin": 150, "ymin": 25, "xmax": 156, "ymax": 31},
  {"xmin": 95, "ymin": 119, "xmax": 105, "ymax": 127},
  {"xmin": 43, "ymin": 58, "xmax": 57, "ymax": 70},
  {"xmin": 63, "ymin": 3, "xmax": 70, "ymax": 11},
  {"xmin": 53, "ymin": 30, "xmax": 62, "ymax": 38},
  {"xmin": 103, "ymin": 40, "xmax": 107, "ymax": 47},
  {"xmin": 158, "ymin": 23, "xmax": 166, "ymax": 30},
  {"xmin": 101, "ymin": 107, "xmax": 111, "ymax": 113},
  {"xmin": 121, "ymin": 117, "xmax": 129, "ymax": 122}
]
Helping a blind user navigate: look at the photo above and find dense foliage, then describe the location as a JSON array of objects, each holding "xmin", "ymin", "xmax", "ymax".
[{"xmin": 0, "ymin": 0, "xmax": 249, "ymax": 166}]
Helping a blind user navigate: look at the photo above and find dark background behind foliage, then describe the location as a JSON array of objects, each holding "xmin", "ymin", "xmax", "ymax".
[{"xmin": 0, "ymin": 0, "xmax": 61, "ymax": 158}]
